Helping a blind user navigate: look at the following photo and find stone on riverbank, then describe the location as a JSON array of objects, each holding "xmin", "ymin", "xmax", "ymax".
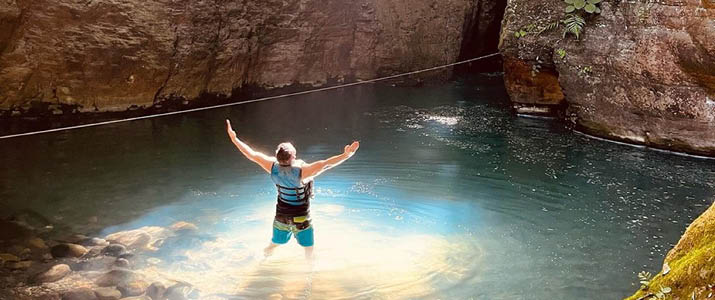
[{"xmin": 31, "ymin": 264, "xmax": 71, "ymax": 283}]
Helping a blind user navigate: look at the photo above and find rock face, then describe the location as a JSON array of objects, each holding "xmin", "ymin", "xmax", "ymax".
[
  {"xmin": 0, "ymin": 0, "xmax": 492, "ymax": 115},
  {"xmin": 626, "ymin": 202, "xmax": 715, "ymax": 300},
  {"xmin": 499, "ymin": 0, "xmax": 715, "ymax": 155}
]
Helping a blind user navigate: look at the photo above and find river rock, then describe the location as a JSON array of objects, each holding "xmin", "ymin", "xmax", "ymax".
[
  {"xmin": 165, "ymin": 283, "xmax": 200, "ymax": 300},
  {"xmin": 0, "ymin": 253, "xmax": 20, "ymax": 262},
  {"xmin": 27, "ymin": 237, "xmax": 48, "ymax": 249},
  {"xmin": 106, "ymin": 227, "xmax": 163, "ymax": 249},
  {"xmin": 8, "ymin": 260, "xmax": 33, "ymax": 270},
  {"xmin": 100, "ymin": 244, "xmax": 126, "ymax": 257},
  {"xmin": 93, "ymin": 287, "xmax": 121, "ymax": 300},
  {"xmin": 73, "ymin": 256, "xmax": 116, "ymax": 271},
  {"xmin": 51, "ymin": 244, "xmax": 88, "ymax": 258},
  {"xmin": 31, "ymin": 264, "xmax": 71, "ymax": 283},
  {"xmin": 170, "ymin": 222, "xmax": 198, "ymax": 232},
  {"xmin": 118, "ymin": 279, "xmax": 149, "ymax": 297},
  {"xmin": 62, "ymin": 288, "xmax": 97, "ymax": 300},
  {"xmin": 120, "ymin": 296, "xmax": 151, "ymax": 300},
  {"xmin": 95, "ymin": 269, "xmax": 139, "ymax": 287},
  {"xmin": 114, "ymin": 258, "xmax": 130, "ymax": 268},
  {"xmin": 86, "ymin": 238, "xmax": 109, "ymax": 247},
  {"xmin": 146, "ymin": 282, "xmax": 166, "ymax": 300}
]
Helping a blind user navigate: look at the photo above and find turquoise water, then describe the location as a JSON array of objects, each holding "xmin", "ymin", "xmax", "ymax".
[{"xmin": 1, "ymin": 74, "xmax": 714, "ymax": 299}]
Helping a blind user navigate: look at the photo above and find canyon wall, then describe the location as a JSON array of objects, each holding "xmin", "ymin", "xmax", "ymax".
[
  {"xmin": 499, "ymin": 0, "xmax": 715, "ymax": 156},
  {"xmin": 0, "ymin": 0, "xmax": 485, "ymax": 115}
]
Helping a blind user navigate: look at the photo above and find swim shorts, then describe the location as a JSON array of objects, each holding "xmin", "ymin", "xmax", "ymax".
[{"xmin": 271, "ymin": 214, "xmax": 314, "ymax": 247}]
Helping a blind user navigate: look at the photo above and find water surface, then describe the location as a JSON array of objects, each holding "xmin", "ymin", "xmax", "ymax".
[{"xmin": 1, "ymin": 74, "xmax": 714, "ymax": 299}]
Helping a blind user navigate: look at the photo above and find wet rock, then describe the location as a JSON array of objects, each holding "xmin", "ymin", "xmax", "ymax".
[
  {"xmin": 117, "ymin": 279, "xmax": 149, "ymax": 297},
  {"xmin": 100, "ymin": 244, "xmax": 126, "ymax": 257},
  {"xmin": 8, "ymin": 260, "xmax": 33, "ymax": 270},
  {"xmin": 86, "ymin": 238, "xmax": 109, "ymax": 247},
  {"xmin": 62, "ymin": 288, "xmax": 97, "ymax": 300},
  {"xmin": 170, "ymin": 222, "xmax": 198, "ymax": 232},
  {"xmin": 0, "ymin": 253, "xmax": 20, "ymax": 262},
  {"xmin": 114, "ymin": 258, "xmax": 130, "ymax": 268},
  {"xmin": 105, "ymin": 227, "xmax": 169, "ymax": 249},
  {"xmin": 146, "ymin": 282, "xmax": 166, "ymax": 300},
  {"xmin": 51, "ymin": 244, "xmax": 88, "ymax": 258},
  {"xmin": 31, "ymin": 264, "xmax": 71, "ymax": 283},
  {"xmin": 93, "ymin": 287, "xmax": 121, "ymax": 300},
  {"xmin": 120, "ymin": 296, "xmax": 151, "ymax": 300},
  {"xmin": 27, "ymin": 237, "xmax": 48, "ymax": 249},
  {"xmin": 165, "ymin": 283, "xmax": 199, "ymax": 300},
  {"xmin": 95, "ymin": 269, "xmax": 139, "ymax": 287},
  {"xmin": 73, "ymin": 256, "xmax": 116, "ymax": 271}
]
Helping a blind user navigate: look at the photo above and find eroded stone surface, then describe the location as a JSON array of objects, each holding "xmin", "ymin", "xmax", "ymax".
[{"xmin": 500, "ymin": 0, "xmax": 715, "ymax": 155}]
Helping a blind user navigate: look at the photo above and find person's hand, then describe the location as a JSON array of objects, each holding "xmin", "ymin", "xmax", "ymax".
[
  {"xmin": 344, "ymin": 141, "xmax": 360, "ymax": 156},
  {"xmin": 226, "ymin": 119, "xmax": 237, "ymax": 140}
]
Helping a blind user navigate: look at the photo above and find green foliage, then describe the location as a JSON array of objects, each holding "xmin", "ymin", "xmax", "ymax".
[
  {"xmin": 562, "ymin": 14, "xmax": 586, "ymax": 39},
  {"xmin": 564, "ymin": 0, "xmax": 602, "ymax": 14},
  {"xmin": 556, "ymin": 49, "xmax": 567, "ymax": 59}
]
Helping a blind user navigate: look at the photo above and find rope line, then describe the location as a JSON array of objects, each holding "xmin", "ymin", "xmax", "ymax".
[{"xmin": 0, "ymin": 52, "xmax": 501, "ymax": 140}]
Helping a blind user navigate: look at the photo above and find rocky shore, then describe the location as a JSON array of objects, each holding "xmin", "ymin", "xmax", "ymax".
[{"xmin": 0, "ymin": 217, "xmax": 204, "ymax": 300}]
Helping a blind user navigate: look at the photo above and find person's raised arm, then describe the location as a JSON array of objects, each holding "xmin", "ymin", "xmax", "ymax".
[
  {"xmin": 225, "ymin": 119, "xmax": 274, "ymax": 173},
  {"xmin": 301, "ymin": 141, "xmax": 359, "ymax": 181}
]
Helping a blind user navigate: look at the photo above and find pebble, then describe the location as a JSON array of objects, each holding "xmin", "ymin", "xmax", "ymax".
[
  {"xmin": 62, "ymin": 288, "xmax": 97, "ymax": 300},
  {"xmin": 101, "ymin": 244, "xmax": 126, "ymax": 257},
  {"xmin": 0, "ymin": 253, "xmax": 20, "ymax": 262},
  {"xmin": 27, "ymin": 237, "xmax": 48, "ymax": 249},
  {"xmin": 51, "ymin": 244, "xmax": 88, "ymax": 258},
  {"xmin": 95, "ymin": 269, "xmax": 139, "ymax": 287},
  {"xmin": 118, "ymin": 279, "xmax": 149, "ymax": 297},
  {"xmin": 31, "ymin": 264, "xmax": 71, "ymax": 283},
  {"xmin": 93, "ymin": 287, "xmax": 121, "ymax": 300},
  {"xmin": 146, "ymin": 282, "xmax": 166, "ymax": 300}
]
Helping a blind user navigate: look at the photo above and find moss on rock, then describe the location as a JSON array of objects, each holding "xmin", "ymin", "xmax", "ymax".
[{"xmin": 625, "ymin": 202, "xmax": 715, "ymax": 300}]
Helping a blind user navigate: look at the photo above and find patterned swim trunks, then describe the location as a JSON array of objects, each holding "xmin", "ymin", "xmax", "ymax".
[{"xmin": 271, "ymin": 214, "xmax": 314, "ymax": 247}]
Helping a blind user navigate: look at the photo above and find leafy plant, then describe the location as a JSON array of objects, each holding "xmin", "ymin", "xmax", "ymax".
[
  {"xmin": 638, "ymin": 271, "xmax": 653, "ymax": 290},
  {"xmin": 562, "ymin": 14, "xmax": 586, "ymax": 39},
  {"xmin": 556, "ymin": 48, "xmax": 567, "ymax": 59},
  {"xmin": 564, "ymin": 0, "xmax": 602, "ymax": 14}
]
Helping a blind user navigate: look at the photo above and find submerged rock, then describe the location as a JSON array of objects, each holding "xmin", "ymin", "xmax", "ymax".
[
  {"xmin": 170, "ymin": 222, "xmax": 198, "ymax": 233},
  {"xmin": 165, "ymin": 283, "xmax": 199, "ymax": 300},
  {"xmin": 117, "ymin": 279, "xmax": 149, "ymax": 297},
  {"xmin": 146, "ymin": 282, "xmax": 166, "ymax": 300},
  {"xmin": 30, "ymin": 264, "xmax": 71, "ymax": 283},
  {"xmin": 105, "ymin": 227, "xmax": 168, "ymax": 250},
  {"xmin": 51, "ymin": 244, "xmax": 88, "ymax": 258},
  {"xmin": 8, "ymin": 260, "xmax": 33, "ymax": 270},
  {"xmin": 95, "ymin": 269, "xmax": 140, "ymax": 287},
  {"xmin": 62, "ymin": 288, "xmax": 97, "ymax": 300},
  {"xmin": 26, "ymin": 237, "xmax": 48, "ymax": 249},
  {"xmin": 100, "ymin": 244, "xmax": 126, "ymax": 257},
  {"xmin": 93, "ymin": 287, "xmax": 121, "ymax": 300}
]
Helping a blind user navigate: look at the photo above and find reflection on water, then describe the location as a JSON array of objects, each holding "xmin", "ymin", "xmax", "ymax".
[{"xmin": 1, "ymin": 74, "xmax": 714, "ymax": 299}]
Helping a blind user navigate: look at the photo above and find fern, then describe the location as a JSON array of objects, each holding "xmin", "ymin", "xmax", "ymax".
[{"xmin": 562, "ymin": 14, "xmax": 586, "ymax": 39}]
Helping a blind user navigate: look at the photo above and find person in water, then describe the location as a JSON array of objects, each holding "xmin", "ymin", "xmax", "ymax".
[{"xmin": 225, "ymin": 119, "xmax": 359, "ymax": 260}]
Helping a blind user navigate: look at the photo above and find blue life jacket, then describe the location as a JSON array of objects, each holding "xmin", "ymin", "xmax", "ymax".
[{"xmin": 270, "ymin": 161, "xmax": 313, "ymax": 210}]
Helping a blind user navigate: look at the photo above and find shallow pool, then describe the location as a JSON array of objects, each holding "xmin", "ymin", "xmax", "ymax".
[{"xmin": 1, "ymin": 74, "xmax": 714, "ymax": 299}]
